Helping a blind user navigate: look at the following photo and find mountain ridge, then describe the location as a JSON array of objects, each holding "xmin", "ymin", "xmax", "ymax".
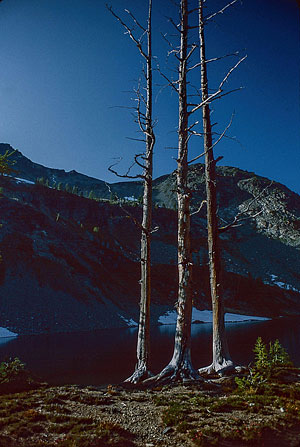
[{"xmin": 0, "ymin": 144, "xmax": 299, "ymax": 335}]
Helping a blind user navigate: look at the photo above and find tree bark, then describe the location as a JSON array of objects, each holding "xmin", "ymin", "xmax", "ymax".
[
  {"xmin": 198, "ymin": 0, "xmax": 233, "ymax": 374},
  {"xmin": 126, "ymin": 0, "xmax": 155, "ymax": 383}
]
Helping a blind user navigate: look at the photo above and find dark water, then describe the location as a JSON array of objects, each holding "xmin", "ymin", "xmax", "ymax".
[{"xmin": 0, "ymin": 318, "xmax": 299, "ymax": 386}]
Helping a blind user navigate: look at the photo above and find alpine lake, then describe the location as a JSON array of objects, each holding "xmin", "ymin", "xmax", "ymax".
[{"xmin": 0, "ymin": 317, "xmax": 299, "ymax": 386}]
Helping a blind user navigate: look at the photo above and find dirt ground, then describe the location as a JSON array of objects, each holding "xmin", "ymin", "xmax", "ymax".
[{"xmin": 1, "ymin": 374, "xmax": 300, "ymax": 447}]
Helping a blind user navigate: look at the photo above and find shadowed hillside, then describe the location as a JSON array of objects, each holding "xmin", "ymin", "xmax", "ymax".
[{"xmin": 0, "ymin": 145, "xmax": 299, "ymax": 334}]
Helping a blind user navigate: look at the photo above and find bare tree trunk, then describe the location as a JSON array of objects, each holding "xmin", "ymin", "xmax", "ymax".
[
  {"xmin": 126, "ymin": 0, "xmax": 155, "ymax": 383},
  {"xmin": 147, "ymin": 0, "xmax": 199, "ymax": 384},
  {"xmin": 198, "ymin": 0, "xmax": 233, "ymax": 374}
]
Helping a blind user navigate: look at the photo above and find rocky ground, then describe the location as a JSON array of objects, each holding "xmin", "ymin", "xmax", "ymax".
[{"xmin": 1, "ymin": 368, "xmax": 300, "ymax": 447}]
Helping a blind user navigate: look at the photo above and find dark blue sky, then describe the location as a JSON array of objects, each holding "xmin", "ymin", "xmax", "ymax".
[{"xmin": 0, "ymin": 0, "xmax": 299, "ymax": 193}]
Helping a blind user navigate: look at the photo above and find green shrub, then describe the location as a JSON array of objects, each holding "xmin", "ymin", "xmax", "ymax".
[
  {"xmin": 235, "ymin": 338, "xmax": 292, "ymax": 393},
  {"xmin": 235, "ymin": 369, "xmax": 267, "ymax": 394},
  {"xmin": 0, "ymin": 358, "xmax": 41, "ymax": 394},
  {"xmin": 0, "ymin": 358, "xmax": 26, "ymax": 383},
  {"xmin": 268, "ymin": 339, "xmax": 292, "ymax": 367}
]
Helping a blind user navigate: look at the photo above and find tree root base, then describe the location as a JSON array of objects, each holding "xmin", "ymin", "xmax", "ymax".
[
  {"xmin": 198, "ymin": 361, "xmax": 246, "ymax": 377},
  {"xmin": 144, "ymin": 362, "xmax": 202, "ymax": 386},
  {"xmin": 125, "ymin": 367, "xmax": 154, "ymax": 384}
]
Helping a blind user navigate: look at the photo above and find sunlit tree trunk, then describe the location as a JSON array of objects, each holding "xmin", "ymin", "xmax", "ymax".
[
  {"xmin": 198, "ymin": 0, "xmax": 233, "ymax": 374},
  {"xmin": 126, "ymin": 0, "xmax": 155, "ymax": 383},
  {"xmin": 149, "ymin": 0, "xmax": 198, "ymax": 383}
]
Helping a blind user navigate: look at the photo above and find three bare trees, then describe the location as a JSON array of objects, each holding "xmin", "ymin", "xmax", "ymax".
[{"xmin": 108, "ymin": 0, "xmax": 246, "ymax": 383}]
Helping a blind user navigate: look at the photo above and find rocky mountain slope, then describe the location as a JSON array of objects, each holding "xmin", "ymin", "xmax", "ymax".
[{"xmin": 0, "ymin": 144, "xmax": 299, "ymax": 334}]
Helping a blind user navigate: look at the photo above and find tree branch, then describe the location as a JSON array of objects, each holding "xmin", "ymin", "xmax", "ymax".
[
  {"xmin": 191, "ymin": 200, "xmax": 207, "ymax": 216},
  {"xmin": 167, "ymin": 16, "xmax": 182, "ymax": 33},
  {"xmin": 156, "ymin": 64, "xmax": 179, "ymax": 93},
  {"xmin": 218, "ymin": 181, "xmax": 273, "ymax": 233},
  {"xmin": 204, "ymin": 0, "xmax": 239, "ymax": 22},
  {"xmin": 125, "ymin": 8, "xmax": 146, "ymax": 32},
  {"xmin": 106, "ymin": 4, "xmax": 147, "ymax": 59},
  {"xmin": 189, "ymin": 56, "xmax": 247, "ymax": 114},
  {"xmin": 205, "ymin": 51, "xmax": 240, "ymax": 64},
  {"xmin": 134, "ymin": 153, "xmax": 147, "ymax": 170},
  {"xmin": 108, "ymin": 158, "xmax": 145, "ymax": 180}
]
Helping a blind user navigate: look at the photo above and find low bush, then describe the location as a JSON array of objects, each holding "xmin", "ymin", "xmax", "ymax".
[
  {"xmin": 235, "ymin": 338, "xmax": 292, "ymax": 393},
  {"xmin": 0, "ymin": 358, "xmax": 41, "ymax": 394}
]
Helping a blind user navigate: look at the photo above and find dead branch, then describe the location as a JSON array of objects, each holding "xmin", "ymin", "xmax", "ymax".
[
  {"xmin": 187, "ymin": 120, "xmax": 200, "ymax": 132},
  {"xmin": 134, "ymin": 153, "xmax": 147, "ymax": 170},
  {"xmin": 126, "ymin": 136, "xmax": 147, "ymax": 143},
  {"xmin": 186, "ymin": 44, "xmax": 198, "ymax": 61},
  {"xmin": 161, "ymin": 32, "xmax": 180, "ymax": 57},
  {"xmin": 167, "ymin": 16, "xmax": 182, "ymax": 33},
  {"xmin": 187, "ymin": 114, "xmax": 234, "ymax": 164},
  {"xmin": 205, "ymin": 51, "xmax": 240, "ymax": 63},
  {"xmin": 204, "ymin": 0, "xmax": 239, "ymax": 22},
  {"xmin": 207, "ymin": 86, "xmax": 245, "ymax": 103},
  {"xmin": 106, "ymin": 4, "xmax": 147, "ymax": 59},
  {"xmin": 156, "ymin": 64, "xmax": 179, "ymax": 93},
  {"xmin": 218, "ymin": 181, "xmax": 273, "ymax": 233},
  {"xmin": 207, "ymin": 113, "xmax": 234, "ymax": 151},
  {"xmin": 108, "ymin": 158, "xmax": 145, "ymax": 180},
  {"xmin": 125, "ymin": 8, "xmax": 146, "ymax": 32},
  {"xmin": 187, "ymin": 51, "xmax": 239, "ymax": 72},
  {"xmin": 189, "ymin": 55, "xmax": 247, "ymax": 115},
  {"xmin": 104, "ymin": 183, "xmax": 159, "ymax": 236},
  {"xmin": 191, "ymin": 200, "xmax": 207, "ymax": 216}
]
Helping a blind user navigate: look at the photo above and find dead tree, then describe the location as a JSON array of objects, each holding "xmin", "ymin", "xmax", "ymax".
[
  {"xmin": 147, "ymin": 0, "xmax": 199, "ymax": 383},
  {"xmin": 197, "ymin": 0, "xmax": 232, "ymax": 374},
  {"xmin": 107, "ymin": 1, "xmax": 155, "ymax": 383},
  {"xmin": 194, "ymin": 0, "xmax": 245, "ymax": 374}
]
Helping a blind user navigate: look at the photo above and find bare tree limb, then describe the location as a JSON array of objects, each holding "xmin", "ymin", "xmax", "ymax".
[
  {"xmin": 207, "ymin": 86, "xmax": 245, "ymax": 103},
  {"xmin": 104, "ymin": 183, "xmax": 158, "ymax": 236},
  {"xmin": 156, "ymin": 64, "xmax": 180, "ymax": 93},
  {"xmin": 167, "ymin": 16, "xmax": 182, "ymax": 33},
  {"xmin": 204, "ymin": 0, "xmax": 239, "ymax": 22},
  {"xmin": 208, "ymin": 113, "xmax": 234, "ymax": 149},
  {"xmin": 205, "ymin": 51, "xmax": 240, "ymax": 63},
  {"xmin": 161, "ymin": 32, "xmax": 180, "ymax": 55},
  {"xmin": 187, "ymin": 51, "xmax": 239, "ymax": 72},
  {"xmin": 186, "ymin": 43, "xmax": 197, "ymax": 61},
  {"xmin": 189, "ymin": 55, "xmax": 247, "ymax": 115},
  {"xmin": 134, "ymin": 153, "xmax": 147, "ymax": 170},
  {"xmin": 125, "ymin": 8, "xmax": 146, "ymax": 31},
  {"xmin": 187, "ymin": 120, "xmax": 200, "ymax": 132},
  {"xmin": 126, "ymin": 136, "xmax": 146, "ymax": 143},
  {"xmin": 106, "ymin": 4, "xmax": 148, "ymax": 59},
  {"xmin": 218, "ymin": 181, "xmax": 273, "ymax": 233},
  {"xmin": 187, "ymin": 114, "xmax": 233, "ymax": 164},
  {"xmin": 108, "ymin": 158, "xmax": 145, "ymax": 180},
  {"xmin": 191, "ymin": 200, "xmax": 207, "ymax": 216}
]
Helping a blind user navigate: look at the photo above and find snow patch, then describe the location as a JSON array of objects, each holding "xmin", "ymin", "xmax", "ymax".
[
  {"xmin": 158, "ymin": 308, "xmax": 269, "ymax": 325},
  {"xmin": 15, "ymin": 177, "xmax": 35, "ymax": 185},
  {"xmin": 158, "ymin": 310, "xmax": 178, "ymax": 325},
  {"xmin": 124, "ymin": 196, "xmax": 138, "ymax": 202},
  {"xmin": 269, "ymin": 274, "xmax": 300, "ymax": 292},
  {"xmin": 119, "ymin": 315, "xmax": 138, "ymax": 327},
  {"xmin": 0, "ymin": 327, "xmax": 18, "ymax": 338}
]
